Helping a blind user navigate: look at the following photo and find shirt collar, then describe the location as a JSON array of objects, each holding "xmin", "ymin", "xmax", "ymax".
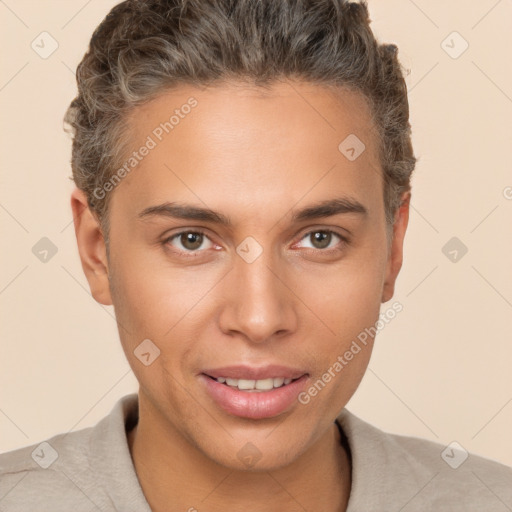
[
  {"xmin": 89, "ymin": 393, "xmax": 152, "ymax": 511},
  {"xmin": 335, "ymin": 408, "xmax": 433, "ymax": 511},
  {"xmin": 89, "ymin": 393, "xmax": 432, "ymax": 511}
]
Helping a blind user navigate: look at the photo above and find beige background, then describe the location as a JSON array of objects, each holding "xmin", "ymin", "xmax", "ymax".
[{"xmin": 1, "ymin": 0, "xmax": 511, "ymax": 467}]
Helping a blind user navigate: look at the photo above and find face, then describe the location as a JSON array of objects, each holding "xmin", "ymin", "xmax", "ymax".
[{"xmin": 72, "ymin": 79, "xmax": 409, "ymax": 471}]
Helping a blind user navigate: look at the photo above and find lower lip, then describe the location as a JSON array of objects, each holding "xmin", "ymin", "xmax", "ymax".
[{"xmin": 200, "ymin": 374, "xmax": 309, "ymax": 420}]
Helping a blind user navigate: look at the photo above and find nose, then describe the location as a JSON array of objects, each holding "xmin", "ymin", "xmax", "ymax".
[{"xmin": 218, "ymin": 247, "xmax": 298, "ymax": 344}]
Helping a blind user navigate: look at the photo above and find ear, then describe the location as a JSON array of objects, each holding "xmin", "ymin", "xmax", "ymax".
[
  {"xmin": 70, "ymin": 188, "xmax": 112, "ymax": 306},
  {"xmin": 381, "ymin": 191, "xmax": 411, "ymax": 303}
]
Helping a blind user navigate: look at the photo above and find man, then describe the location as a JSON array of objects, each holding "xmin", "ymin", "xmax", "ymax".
[{"xmin": 1, "ymin": 0, "xmax": 510, "ymax": 510}]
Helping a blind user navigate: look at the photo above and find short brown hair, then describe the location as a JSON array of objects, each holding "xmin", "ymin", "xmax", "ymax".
[{"xmin": 64, "ymin": 0, "xmax": 416, "ymax": 241}]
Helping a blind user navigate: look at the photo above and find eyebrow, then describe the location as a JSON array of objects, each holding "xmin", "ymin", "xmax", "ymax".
[{"xmin": 137, "ymin": 197, "xmax": 368, "ymax": 226}]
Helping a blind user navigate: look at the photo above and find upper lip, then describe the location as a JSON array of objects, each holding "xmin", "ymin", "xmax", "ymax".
[{"xmin": 202, "ymin": 365, "xmax": 308, "ymax": 381}]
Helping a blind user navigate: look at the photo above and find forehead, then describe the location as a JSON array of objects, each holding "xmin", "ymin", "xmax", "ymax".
[
  {"xmin": 128, "ymin": 79, "xmax": 378, "ymax": 147},
  {"xmin": 112, "ymin": 80, "xmax": 383, "ymax": 222}
]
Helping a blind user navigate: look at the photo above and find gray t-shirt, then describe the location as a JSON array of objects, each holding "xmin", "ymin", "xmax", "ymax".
[{"xmin": 1, "ymin": 393, "xmax": 511, "ymax": 511}]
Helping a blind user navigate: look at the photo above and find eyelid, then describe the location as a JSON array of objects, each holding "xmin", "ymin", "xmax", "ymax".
[
  {"xmin": 292, "ymin": 228, "xmax": 350, "ymax": 250},
  {"xmin": 163, "ymin": 228, "xmax": 216, "ymax": 255},
  {"xmin": 163, "ymin": 226, "xmax": 350, "ymax": 257}
]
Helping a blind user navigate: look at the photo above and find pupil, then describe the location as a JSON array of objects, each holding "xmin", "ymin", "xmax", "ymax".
[
  {"xmin": 312, "ymin": 231, "xmax": 330, "ymax": 249},
  {"xmin": 181, "ymin": 232, "xmax": 203, "ymax": 250}
]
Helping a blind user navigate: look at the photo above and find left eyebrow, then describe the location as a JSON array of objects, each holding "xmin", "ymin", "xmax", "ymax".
[
  {"xmin": 137, "ymin": 196, "xmax": 368, "ymax": 226},
  {"xmin": 290, "ymin": 197, "xmax": 368, "ymax": 222}
]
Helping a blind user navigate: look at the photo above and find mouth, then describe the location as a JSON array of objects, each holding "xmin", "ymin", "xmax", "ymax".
[
  {"xmin": 205, "ymin": 375, "xmax": 299, "ymax": 392},
  {"xmin": 200, "ymin": 365, "xmax": 309, "ymax": 419}
]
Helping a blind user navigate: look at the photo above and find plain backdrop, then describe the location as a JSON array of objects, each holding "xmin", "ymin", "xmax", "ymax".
[{"xmin": 1, "ymin": 0, "xmax": 511, "ymax": 467}]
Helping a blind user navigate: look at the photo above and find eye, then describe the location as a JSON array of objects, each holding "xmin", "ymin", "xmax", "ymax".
[
  {"xmin": 165, "ymin": 230, "xmax": 215, "ymax": 253},
  {"xmin": 295, "ymin": 229, "xmax": 347, "ymax": 251},
  {"xmin": 163, "ymin": 228, "xmax": 348, "ymax": 257}
]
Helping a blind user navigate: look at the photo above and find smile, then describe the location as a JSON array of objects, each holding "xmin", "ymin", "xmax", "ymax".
[
  {"xmin": 200, "ymin": 366, "xmax": 309, "ymax": 419},
  {"xmin": 212, "ymin": 376, "xmax": 294, "ymax": 391}
]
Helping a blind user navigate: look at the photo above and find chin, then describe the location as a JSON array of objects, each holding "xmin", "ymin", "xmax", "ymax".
[{"xmin": 194, "ymin": 428, "xmax": 311, "ymax": 473}]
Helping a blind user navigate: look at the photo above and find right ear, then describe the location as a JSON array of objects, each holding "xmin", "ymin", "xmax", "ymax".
[{"xmin": 70, "ymin": 188, "xmax": 112, "ymax": 306}]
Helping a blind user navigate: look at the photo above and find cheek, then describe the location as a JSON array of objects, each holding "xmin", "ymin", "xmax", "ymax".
[
  {"xmin": 298, "ymin": 253, "xmax": 385, "ymax": 337},
  {"xmin": 109, "ymin": 265, "xmax": 166, "ymax": 340},
  {"xmin": 108, "ymin": 246, "xmax": 225, "ymax": 391},
  {"xmin": 109, "ymin": 244, "xmax": 217, "ymax": 338},
  {"xmin": 295, "ymin": 253, "xmax": 385, "ymax": 401},
  {"xmin": 109, "ymin": 260, "xmax": 197, "ymax": 394}
]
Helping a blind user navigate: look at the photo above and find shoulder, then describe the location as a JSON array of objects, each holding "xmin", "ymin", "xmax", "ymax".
[
  {"xmin": 0, "ymin": 393, "xmax": 144, "ymax": 512},
  {"xmin": 0, "ymin": 425, "xmax": 98, "ymax": 511},
  {"xmin": 337, "ymin": 408, "xmax": 512, "ymax": 511}
]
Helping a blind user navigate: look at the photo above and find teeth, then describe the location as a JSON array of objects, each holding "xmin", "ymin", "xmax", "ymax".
[
  {"xmin": 215, "ymin": 376, "xmax": 295, "ymax": 391},
  {"xmin": 256, "ymin": 378, "xmax": 274, "ymax": 390},
  {"xmin": 273, "ymin": 377, "xmax": 285, "ymax": 387},
  {"xmin": 238, "ymin": 379, "xmax": 256, "ymax": 390}
]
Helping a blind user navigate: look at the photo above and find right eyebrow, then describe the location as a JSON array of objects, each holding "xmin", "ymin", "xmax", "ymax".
[{"xmin": 138, "ymin": 202, "xmax": 233, "ymax": 226}]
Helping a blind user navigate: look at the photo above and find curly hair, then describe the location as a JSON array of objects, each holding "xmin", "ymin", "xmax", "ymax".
[{"xmin": 64, "ymin": 0, "xmax": 416, "ymax": 242}]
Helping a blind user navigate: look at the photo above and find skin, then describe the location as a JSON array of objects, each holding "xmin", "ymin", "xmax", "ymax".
[{"xmin": 71, "ymin": 79, "xmax": 410, "ymax": 512}]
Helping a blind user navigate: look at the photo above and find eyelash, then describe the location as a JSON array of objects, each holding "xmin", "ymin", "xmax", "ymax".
[{"xmin": 162, "ymin": 228, "xmax": 350, "ymax": 258}]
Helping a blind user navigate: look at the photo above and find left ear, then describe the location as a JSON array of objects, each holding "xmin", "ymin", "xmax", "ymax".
[{"xmin": 381, "ymin": 191, "xmax": 411, "ymax": 303}]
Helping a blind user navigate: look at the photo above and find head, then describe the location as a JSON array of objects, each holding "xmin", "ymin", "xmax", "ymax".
[{"xmin": 67, "ymin": 0, "xmax": 415, "ymax": 471}]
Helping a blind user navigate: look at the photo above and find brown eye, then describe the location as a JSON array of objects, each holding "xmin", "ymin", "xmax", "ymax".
[
  {"xmin": 180, "ymin": 232, "xmax": 204, "ymax": 251},
  {"xmin": 297, "ymin": 230, "xmax": 342, "ymax": 250},
  {"xmin": 166, "ymin": 231, "xmax": 214, "ymax": 253},
  {"xmin": 293, "ymin": 229, "xmax": 349, "ymax": 256},
  {"xmin": 310, "ymin": 231, "xmax": 332, "ymax": 249}
]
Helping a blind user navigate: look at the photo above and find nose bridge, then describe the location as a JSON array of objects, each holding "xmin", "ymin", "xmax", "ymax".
[{"xmin": 219, "ymin": 239, "xmax": 297, "ymax": 343}]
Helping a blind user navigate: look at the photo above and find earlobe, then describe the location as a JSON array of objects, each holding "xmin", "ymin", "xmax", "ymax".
[
  {"xmin": 70, "ymin": 188, "xmax": 113, "ymax": 306},
  {"xmin": 381, "ymin": 191, "xmax": 411, "ymax": 303}
]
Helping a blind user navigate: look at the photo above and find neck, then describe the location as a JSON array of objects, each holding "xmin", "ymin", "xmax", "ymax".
[{"xmin": 127, "ymin": 396, "xmax": 352, "ymax": 512}]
